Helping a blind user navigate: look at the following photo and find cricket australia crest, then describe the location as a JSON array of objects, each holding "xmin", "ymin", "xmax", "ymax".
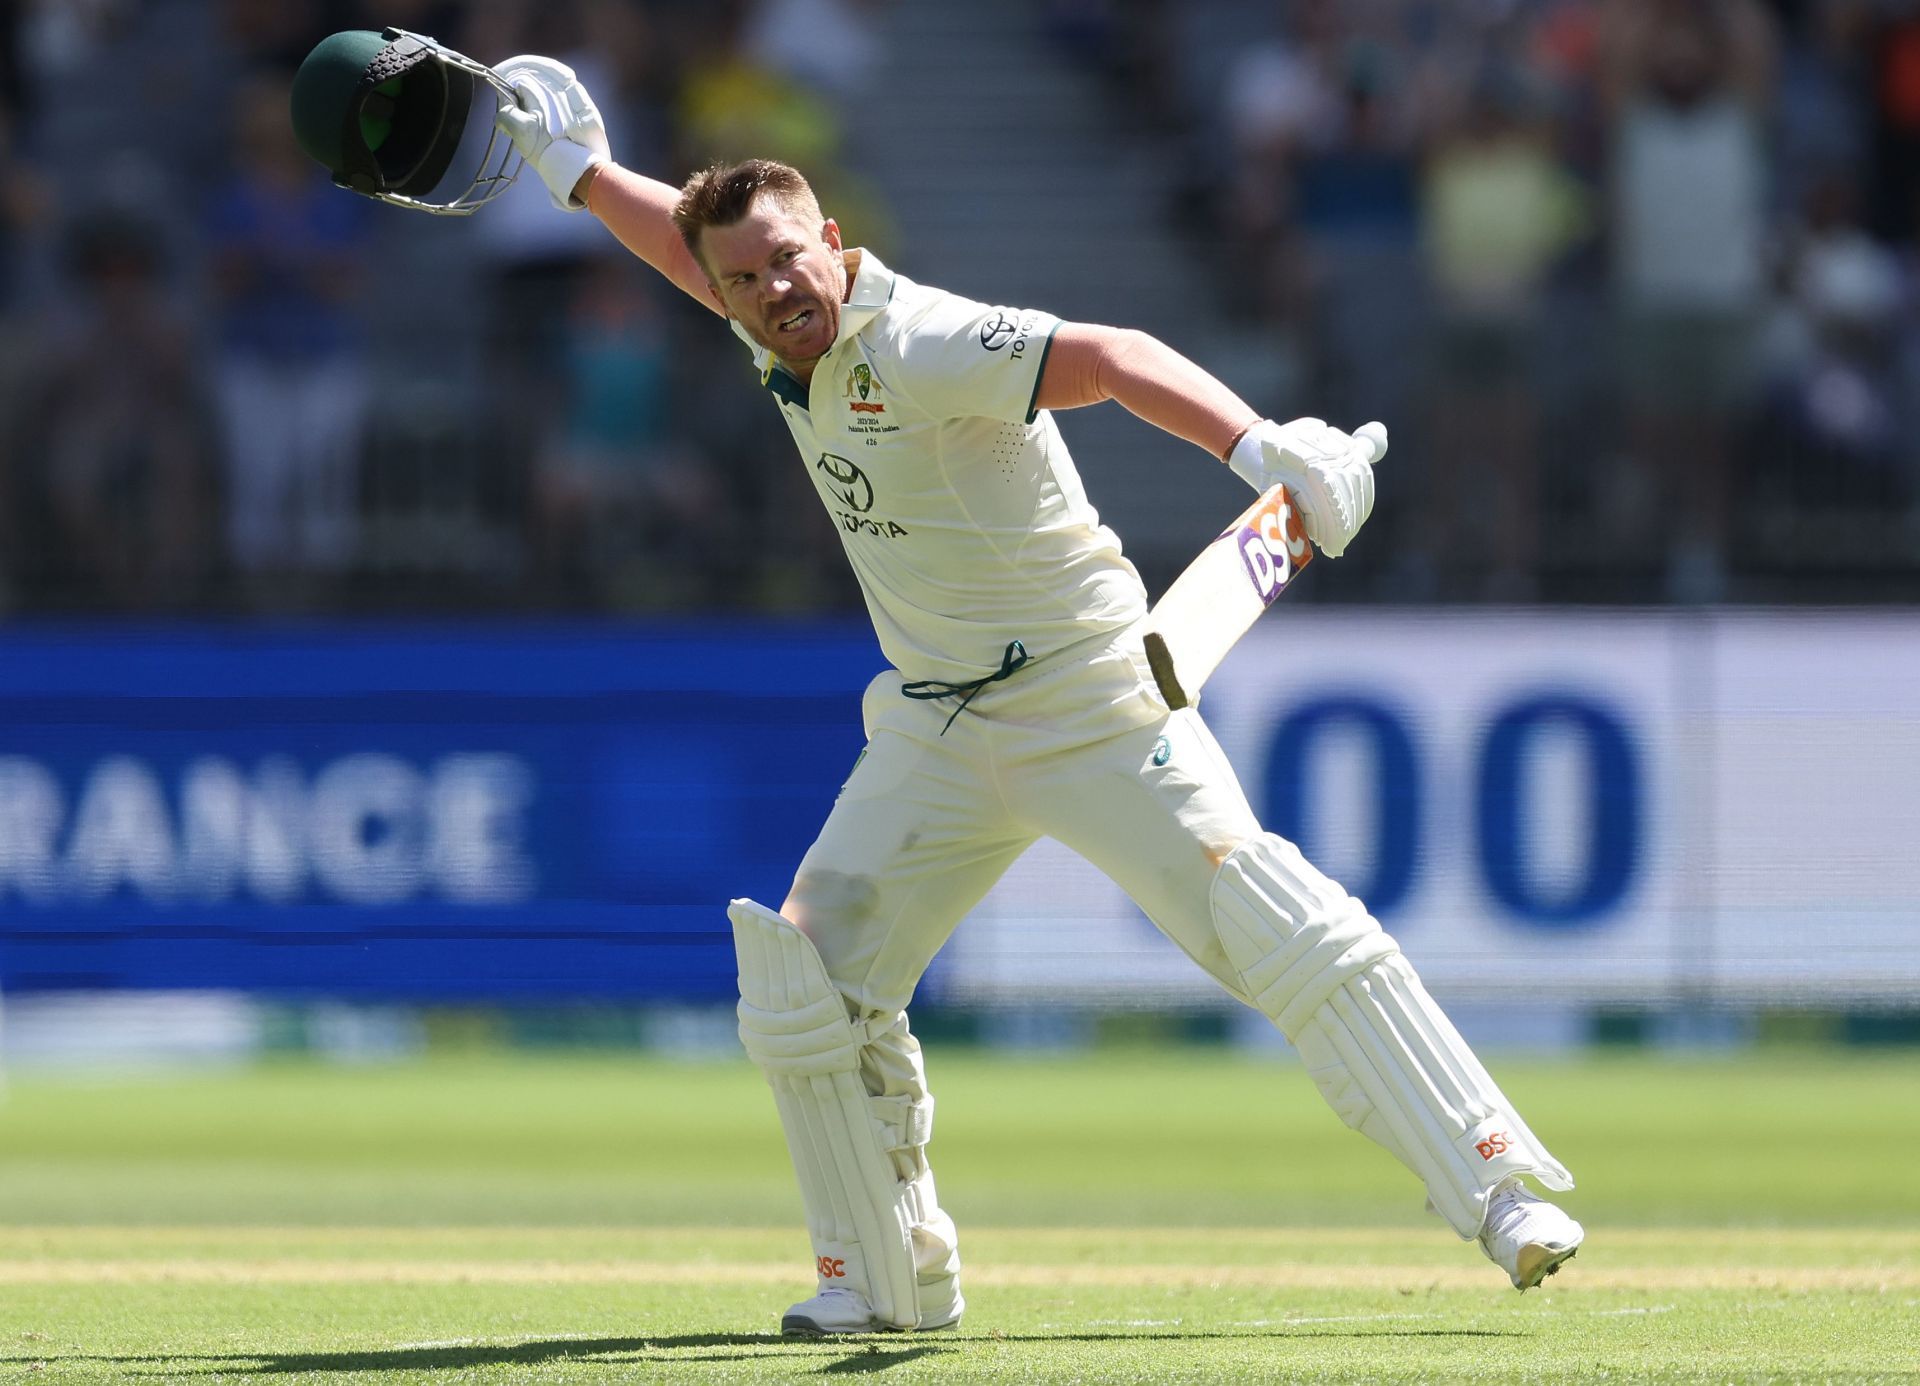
[{"xmin": 844, "ymin": 360, "xmax": 899, "ymax": 439}]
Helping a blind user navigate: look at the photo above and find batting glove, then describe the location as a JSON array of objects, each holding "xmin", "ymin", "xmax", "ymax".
[
  {"xmin": 492, "ymin": 54, "xmax": 609, "ymax": 211},
  {"xmin": 1227, "ymin": 417, "xmax": 1387, "ymax": 558}
]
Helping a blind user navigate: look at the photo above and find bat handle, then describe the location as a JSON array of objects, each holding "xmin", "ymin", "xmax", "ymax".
[{"xmin": 1355, "ymin": 421, "xmax": 1388, "ymax": 464}]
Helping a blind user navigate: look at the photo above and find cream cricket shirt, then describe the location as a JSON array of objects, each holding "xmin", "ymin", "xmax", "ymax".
[{"xmin": 733, "ymin": 251, "xmax": 1148, "ymax": 685}]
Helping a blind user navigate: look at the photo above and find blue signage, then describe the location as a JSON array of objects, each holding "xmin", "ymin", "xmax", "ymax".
[
  {"xmin": 0, "ymin": 622, "xmax": 878, "ymax": 999},
  {"xmin": 1260, "ymin": 689, "xmax": 1642, "ymax": 929}
]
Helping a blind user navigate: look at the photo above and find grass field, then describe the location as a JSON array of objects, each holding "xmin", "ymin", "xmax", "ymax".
[{"xmin": 2, "ymin": 1048, "xmax": 1915, "ymax": 1382}]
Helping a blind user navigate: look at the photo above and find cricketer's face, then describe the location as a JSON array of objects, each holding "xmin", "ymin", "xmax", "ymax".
[{"xmin": 701, "ymin": 196, "xmax": 846, "ymax": 372}]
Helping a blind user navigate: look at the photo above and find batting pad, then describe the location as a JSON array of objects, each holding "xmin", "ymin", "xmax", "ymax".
[
  {"xmin": 730, "ymin": 898, "xmax": 921, "ymax": 1329},
  {"xmin": 1210, "ymin": 836, "xmax": 1573, "ymax": 1238}
]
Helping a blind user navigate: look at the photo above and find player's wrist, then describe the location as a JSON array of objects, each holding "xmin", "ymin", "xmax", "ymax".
[
  {"xmin": 574, "ymin": 160, "xmax": 608, "ymax": 209},
  {"xmin": 1228, "ymin": 418, "xmax": 1311, "ymax": 492},
  {"xmin": 535, "ymin": 139, "xmax": 602, "ymax": 211},
  {"xmin": 1221, "ymin": 418, "xmax": 1259, "ymax": 462},
  {"xmin": 561, "ymin": 152, "xmax": 608, "ymax": 210},
  {"xmin": 1226, "ymin": 424, "xmax": 1269, "ymax": 490}
]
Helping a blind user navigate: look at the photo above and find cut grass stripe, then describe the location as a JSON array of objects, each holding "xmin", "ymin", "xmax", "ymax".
[{"xmin": 2, "ymin": 1260, "xmax": 1914, "ymax": 1290}]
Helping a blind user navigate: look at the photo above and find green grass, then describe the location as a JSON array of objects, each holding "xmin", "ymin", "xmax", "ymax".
[{"xmin": 1, "ymin": 1049, "xmax": 1916, "ymax": 1381}]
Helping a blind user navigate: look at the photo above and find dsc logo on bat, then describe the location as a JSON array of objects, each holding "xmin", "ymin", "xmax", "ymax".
[{"xmin": 1235, "ymin": 486, "xmax": 1313, "ymax": 606}]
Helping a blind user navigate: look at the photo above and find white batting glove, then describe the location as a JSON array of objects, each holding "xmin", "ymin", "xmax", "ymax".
[
  {"xmin": 491, "ymin": 54, "xmax": 609, "ymax": 211},
  {"xmin": 1227, "ymin": 417, "xmax": 1387, "ymax": 558}
]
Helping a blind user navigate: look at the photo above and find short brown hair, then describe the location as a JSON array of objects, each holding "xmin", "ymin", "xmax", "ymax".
[{"xmin": 672, "ymin": 159, "xmax": 823, "ymax": 269}]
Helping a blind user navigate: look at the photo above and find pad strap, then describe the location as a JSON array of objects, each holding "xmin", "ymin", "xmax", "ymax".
[{"xmin": 872, "ymin": 1093, "xmax": 935, "ymax": 1151}]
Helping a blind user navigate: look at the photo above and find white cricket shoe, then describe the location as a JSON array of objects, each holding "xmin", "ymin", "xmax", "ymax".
[
  {"xmin": 782, "ymin": 1287, "xmax": 887, "ymax": 1336},
  {"xmin": 780, "ymin": 1287, "xmax": 964, "ymax": 1337},
  {"xmin": 1477, "ymin": 1177, "xmax": 1584, "ymax": 1291}
]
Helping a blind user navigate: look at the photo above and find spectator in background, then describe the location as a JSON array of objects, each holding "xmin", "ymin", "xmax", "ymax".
[
  {"xmin": 1772, "ymin": 0, "xmax": 1872, "ymax": 212},
  {"xmin": 1216, "ymin": 0, "xmax": 1343, "ymax": 326},
  {"xmin": 531, "ymin": 257, "xmax": 724, "ymax": 607},
  {"xmin": 1418, "ymin": 62, "xmax": 1590, "ymax": 600},
  {"xmin": 4, "ymin": 0, "xmax": 1915, "ymax": 614},
  {"xmin": 744, "ymin": 0, "xmax": 885, "ymax": 106},
  {"xmin": 1525, "ymin": 0, "xmax": 1607, "ymax": 137},
  {"xmin": 675, "ymin": 0, "xmax": 899, "ymax": 259},
  {"xmin": 465, "ymin": 1, "xmax": 663, "ymax": 517},
  {"xmin": 206, "ymin": 70, "xmax": 372, "ymax": 586},
  {"xmin": 9, "ymin": 209, "xmax": 218, "ymax": 608},
  {"xmin": 1757, "ymin": 172, "xmax": 1910, "ymax": 517},
  {"xmin": 1039, "ymin": 0, "xmax": 1181, "ymax": 132},
  {"xmin": 466, "ymin": 0, "xmax": 654, "ymax": 353},
  {"xmin": 1221, "ymin": 0, "xmax": 1434, "ymax": 442},
  {"xmin": 1602, "ymin": 0, "xmax": 1775, "ymax": 602},
  {"xmin": 1287, "ymin": 41, "xmax": 1427, "ymax": 429},
  {"xmin": 1221, "ymin": 0, "xmax": 1343, "ymax": 164}
]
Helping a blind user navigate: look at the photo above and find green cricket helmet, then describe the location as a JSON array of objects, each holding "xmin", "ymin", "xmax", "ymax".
[{"xmin": 290, "ymin": 27, "xmax": 523, "ymax": 215}]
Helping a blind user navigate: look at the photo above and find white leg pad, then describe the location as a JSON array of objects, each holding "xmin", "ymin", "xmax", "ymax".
[
  {"xmin": 861, "ymin": 1013, "xmax": 964, "ymax": 1323},
  {"xmin": 1211, "ymin": 835, "xmax": 1573, "ymax": 1238},
  {"xmin": 730, "ymin": 898, "xmax": 921, "ymax": 1330}
]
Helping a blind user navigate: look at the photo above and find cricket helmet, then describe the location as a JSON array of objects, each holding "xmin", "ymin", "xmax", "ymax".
[{"xmin": 290, "ymin": 27, "xmax": 523, "ymax": 215}]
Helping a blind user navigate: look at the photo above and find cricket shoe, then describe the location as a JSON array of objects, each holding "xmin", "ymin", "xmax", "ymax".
[
  {"xmin": 780, "ymin": 1288, "xmax": 964, "ymax": 1337},
  {"xmin": 1477, "ymin": 1177, "xmax": 1584, "ymax": 1291}
]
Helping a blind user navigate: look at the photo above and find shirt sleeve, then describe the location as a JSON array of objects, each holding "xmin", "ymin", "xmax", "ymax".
[{"xmin": 887, "ymin": 292, "xmax": 1062, "ymax": 425}]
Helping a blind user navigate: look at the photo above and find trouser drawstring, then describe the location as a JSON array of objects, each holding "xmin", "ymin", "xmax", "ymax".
[{"xmin": 900, "ymin": 640, "xmax": 1030, "ymax": 734}]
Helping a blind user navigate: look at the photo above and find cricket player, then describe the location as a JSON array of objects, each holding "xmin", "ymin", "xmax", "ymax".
[{"xmin": 494, "ymin": 57, "xmax": 1585, "ymax": 1336}]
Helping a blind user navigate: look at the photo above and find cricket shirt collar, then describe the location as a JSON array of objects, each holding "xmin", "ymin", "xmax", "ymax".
[{"xmin": 833, "ymin": 247, "xmax": 895, "ymax": 346}]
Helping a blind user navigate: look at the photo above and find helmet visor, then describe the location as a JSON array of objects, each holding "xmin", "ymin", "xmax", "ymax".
[{"xmin": 368, "ymin": 36, "xmax": 523, "ymax": 216}]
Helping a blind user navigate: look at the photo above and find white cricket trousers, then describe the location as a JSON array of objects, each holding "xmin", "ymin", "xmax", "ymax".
[{"xmin": 782, "ymin": 625, "xmax": 1262, "ymax": 1014}]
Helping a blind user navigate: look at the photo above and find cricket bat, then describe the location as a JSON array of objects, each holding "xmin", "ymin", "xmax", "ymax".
[{"xmin": 1143, "ymin": 422, "xmax": 1385, "ymax": 710}]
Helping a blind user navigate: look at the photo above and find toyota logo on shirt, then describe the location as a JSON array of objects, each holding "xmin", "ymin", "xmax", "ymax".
[
  {"xmin": 815, "ymin": 452, "xmax": 875, "ymax": 512},
  {"xmin": 978, "ymin": 310, "xmax": 1035, "ymax": 358},
  {"xmin": 979, "ymin": 311, "xmax": 1019, "ymax": 351}
]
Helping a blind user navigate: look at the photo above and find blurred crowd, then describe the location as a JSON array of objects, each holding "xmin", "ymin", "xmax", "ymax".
[
  {"xmin": 0, "ymin": 0, "xmax": 1916, "ymax": 614},
  {"xmin": 1151, "ymin": 0, "xmax": 1920, "ymax": 601},
  {"xmin": 0, "ymin": 0, "xmax": 885, "ymax": 615}
]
